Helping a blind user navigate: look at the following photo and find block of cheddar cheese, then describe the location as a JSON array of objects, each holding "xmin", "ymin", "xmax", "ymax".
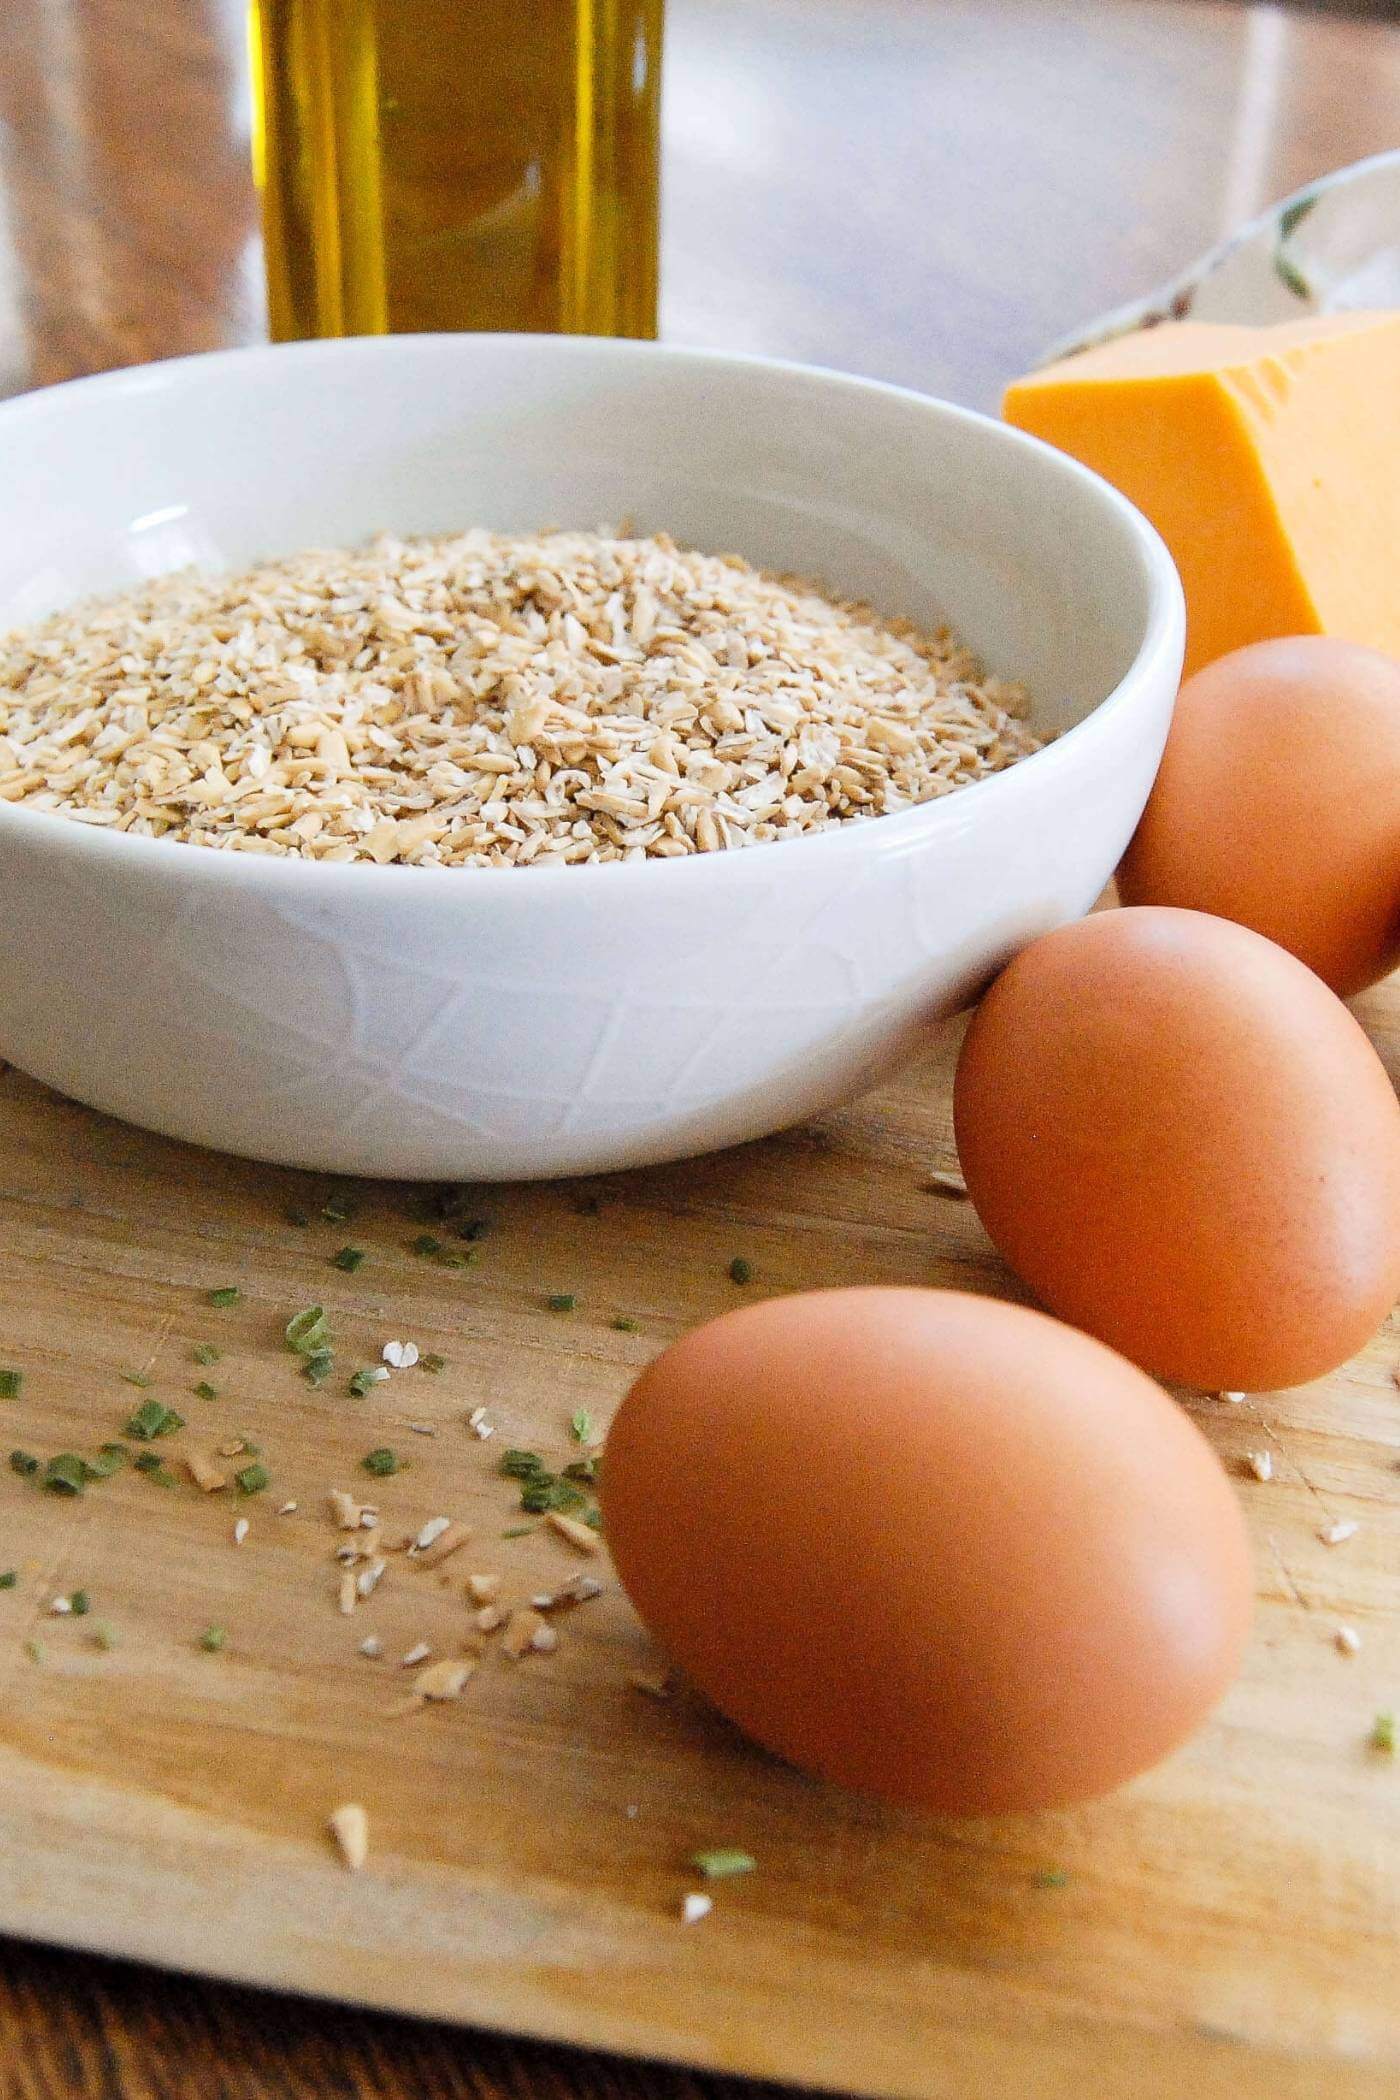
[{"xmin": 1003, "ymin": 312, "xmax": 1400, "ymax": 676}]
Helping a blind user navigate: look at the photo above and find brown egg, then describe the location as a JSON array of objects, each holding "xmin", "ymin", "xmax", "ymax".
[
  {"xmin": 954, "ymin": 906, "xmax": 1400, "ymax": 1391},
  {"xmin": 1118, "ymin": 637, "xmax": 1400, "ymax": 997},
  {"xmin": 602, "ymin": 1288, "xmax": 1252, "ymax": 1816}
]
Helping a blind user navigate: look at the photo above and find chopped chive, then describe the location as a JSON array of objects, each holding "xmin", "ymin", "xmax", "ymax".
[
  {"xmin": 91, "ymin": 1621, "xmax": 116, "ymax": 1650},
  {"xmin": 237, "ymin": 1437, "xmax": 262, "ymax": 1456},
  {"xmin": 0, "ymin": 1569, "xmax": 16, "ymax": 1589},
  {"xmin": 321, "ymin": 1188, "xmax": 357, "ymax": 1224},
  {"xmin": 132, "ymin": 1450, "xmax": 164, "ymax": 1474},
  {"xmin": 192, "ymin": 1342, "xmax": 221, "ymax": 1366},
  {"xmin": 9, "ymin": 1450, "xmax": 39, "ymax": 1477},
  {"xmin": 691, "ymin": 1849, "xmax": 756, "ymax": 1879},
  {"xmin": 119, "ymin": 1368, "xmax": 153, "ymax": 1389},
  {"xmin": 500, "ymin": 1449, "xmax": 546, "ymax": 1480},
  {"xmin": 1032, "ymin": 1867, "xmax": 1070, "ymax": 1889},
  {"xmin": 569, "ymin": 1409, "xmax": 594, "ymax": 1444},
  {"xmin": 728, "ymin": 1257, "xmax": 753, "ymax": 1285},
  {"xmin": 80, "ymin": 1449, "xmax": 126, "ymax": 1480},
  {"xmin": 563, "ymin": 1456, "xmax": 598, "ymax": 1485},
  {"xmin": 583, "ymin": 1505, "xmax": 604, "ymax": 1531},
  {"xmin": 69, "ymin": 1588, "xmax": 91, "ymax": 1617},
  {"xmin": 301, "ymin": 1349, "xmax": 335, "ymax": 1387},
  {"xmin": 24, "ymin": 1637, "xmax": 44, "ymax": 1664},
  {"xmin": 208, "ymin": 1286, "xmax": 241, "ymax": 1308},
  {"xmin": 419, "ymin": 1352, "xmax": 447, "ymax": 1375},
  {"xmin": 285, "ymin": 1206, "xmax": 311, "ymax": 1228},
  {"xmin": 331, "ymin": 1245, "xmax": 366, "ymax": 1273},
  {"xmin": 125, "ymin": 1398, "xmax": 182, "ymax": 1440},
  {"xmin": 0, "ymin": 1369, "xmax": 23, "ymax": 1400},
  {"xmin": 193, "ymin": 1381, "xmax": 220, "ymax": 1402},
  {"xmin": 610, "ymin": 1315, "xmax": 639, "ymax": 1333},
  {"xmin": 546, "ymin": 1293, "xmax": 576, "ymax": 1314},
  {"xmin": 285, "ymin": 1305, "xmax": 330, "ymax": 1355},
  {"xmin": 235, "ymin": 1462, "xmax": 270, "ymax": 1496},
  {"xmin": 1372, "ymin": 1711, "xmax": 1396, "ymax": 1755},
  {"xmin": 411, "ymin": 1233, "xmax": 442, "ymax": 1257},
  {"xmin": 520, "ymin": 1476, "xmax": 584, "ymax": 1515},
  {"xmin": 199, "ymin": 1625, "xmax": 228, "ymax": 1652},
  {"xmin": 501, "ymin": 1525, "xmax": 534, "ymax": 1539},
  {"xmin": 361, "ymin": 1446, "xmax": 402, "ymax": 1478},
  {"xmin": 458, "ymin": 1216, "xmax": 491, "ymax": 1241},
  {"xmin": 43, "ymin": 1454, "xmax": 87, "ymax": 1496},
  {"xmin": 348, "ymin": 1367, "xmax": 384, "ymax": 1398}
]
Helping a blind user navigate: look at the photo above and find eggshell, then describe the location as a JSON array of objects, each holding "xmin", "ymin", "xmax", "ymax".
[
  {"xmin": 602, "ymin": 1287, "xmax": 1252, "ymax": 1817},
  {"xmin": 954, "ymin": 905, "xmax": 1400, "ymax": 1391},
  {"xmin": 1117, "ymin": 637, "xmax": 1400, "ymax": 997}
]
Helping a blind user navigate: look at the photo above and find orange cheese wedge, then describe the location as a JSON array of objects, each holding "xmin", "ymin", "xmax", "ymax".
[{"xmin": 1003, "ymin": 312, "xmax": 1400, "ymax": 675}]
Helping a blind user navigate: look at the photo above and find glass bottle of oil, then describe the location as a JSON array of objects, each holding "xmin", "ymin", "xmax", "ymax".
[{"xmin": 249, "ymin": 0, "xmax": 663, "ymax": 341}]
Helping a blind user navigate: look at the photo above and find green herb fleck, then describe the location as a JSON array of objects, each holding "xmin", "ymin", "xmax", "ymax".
[
  {"xmin": 691, "ymin": 1849, "xmax": 756, "ymax": 1880},
  {"xmin": 125, "ymin": 1398, "xmax": 183, "ymax": 1441},
  {"xmin": 192, "ymin": 1342, "xmax": 221, "ymax": 1366},
  {"xmin": 69, "ymin": 1588, "xmax": 91, "ymax": 1617},
  {"xmin": 546, "ymin": 1293, "xmax": 576, "ymax": 1314},
  {"xmin": 439, "ymin": 1249, "xmax": 476, "ymax": 1269},
  {"xmin": 23, "ymin": 1637, "xmax": 44, "ymax": 1664},
  {"xmin": 501, "ymin": 1525, "xmax": 535, "ymax": 1539},
  {"xmin": 1371, "ymin": 1711, "xmax": 1397, "ymax": 1755},
  {"xmin": 285, "ymin": 1305, "xmax": 331, "ymax": 1355},
  {"xmin": 331, "ymin": 1245, "xmax": 366, "ymax": 1273},
  {"xmin": 208, "ymin": 1286, "xmax": 242, "ymax": 1308},
  {"xmin": 411, "ymin": 1233, "xmax": 442, "ymax": 1257},
  {"xmin": 91, "ymin": 1621, "xmax": 116, "ymax": 1651},
  {"xmin": 43, "ymin": 1453, "xmax": 87, "ymax": 1496},
  {"xmin": 348, "ymin": 1367, "xmax": 383, "ymax": 1398},
  {"xmin": 362, "ymin": 1446, "xmax": 402, "ymax": 1478},
  {"xmin": 500, "ymin": 1448, "xmax": 547, "ymax": 1479},
  {"xmin": 199, "ymin": 1625, "xmax": 228, "ymax": 1652},
  {"xmin": 0, "ymin": 1369, "xmax": 23, "ymax": 1400},
  {"xmin": 1032, "ymin": 1867, "xmax": 1070, "ymax": 1890},
  {"xmin": 583, "ymin": 1505, "xmax": 604, "ymax": 1531},
  {"xmin": 285, "ymin": 1206, "xmax": 312, "ymax": 1228},
  {"xmin": 419, "ymin": 1352, "xmax": 447, "ymax": 1375},
  {"xmin": 119, "ymin": 1368, "xmax": 153, "ymax": 1389},
  {"xmin": 80, "ymin": 1448, "xmax": 126, "ymax": 1480},
  {"xmin": 0, "ymin": 1570, "xmax": 16, "ymax": 1590},
  {"xmin": 301, "ymin": 1349, "xmax": 335, "ymax": 1387},
  {"xmin": 520, "ymin": 1475, "xmax": 585, "ymax": 1516},
  {"xmin": 321, "ymin": 1188, "xmax": 358, "ymax": 1224},
  {"xmin": 574, "ymin": 1193, "xmax": 602, "ymax": 1217},
  {"xmin": 133, "ymin": 1452, "xmax": 175, "ymax": 1483},
  {"xmin": 9, "ymin": 1450, "xmax": 39, "ymax": 1477},
  {"xmin": 563, "ymin": 1455, "xmax": 599, "ymax": 1485},
  {"xmin": 569, "ymin": 1409, "xmax": 594, "ymax": 1445},
  {"xmin": 193, "ymin": 1381, "xmax": 220, "ymax": 1403},
  {"xmin": 728, "ymin": 1257, "xmax": 753, "ymax": 1285},
  {"xmin": 235, "ymin": 1462, "xmax": 270, "ymax": 1496},
  {"xmin": 610, "ymin": 1315, "xmax": 639, "ymax": 1333}
]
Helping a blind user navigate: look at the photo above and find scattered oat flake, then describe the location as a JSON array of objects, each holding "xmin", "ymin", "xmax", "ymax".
[
  {"xmin": 383, "ymin": 1340, "xmax": 419, "ymax": 1370},
  {"xmin": 502, "ymin": 1608, "xmax": 552, "ymax": 1659},
  {"xmin": 1335, "ymin": 1624, "xmax": 1362, "ymax": 1655},
  {"xmin": 407, "ymin": 1422, "xmax": 436, "ymax": 1437},
  {"xmin": 49, "ymin": 1595, "xmax": 72, "ymax": 1615},
  {"xmin": 328, "ymin": 1802, "xmax": 369, "ymax": 1872},
  {"xmin": 1319, "ymin": 1521, "xmax": 1359, "ymax": 1546},
  {"xmin": 358, "ymin": 1636, "xmax": 383, "ymax": 1659},
  {"xmin": 922, "ymin": 1170, "xmax": 967, "ymax": 1199},
  {"xmin": 357, "ymin": 1558, "xmax": 387, "ymax": 1599},
  {"xmin": 338, "ymin": 1570, "xmax": 359, "ymax": 1616},
  {"xmin": 535, "ymin": 1573, "xmax": 604, "ymax": 1611},
  {"xmin": 279, "ymin": 1500, "xmax": 298, "ymax": 1515},
  {"xmin": 329, "ymin": 1489, "xmax": 367, "ymax": 1530},
  {"xmin": 413, "ymin": 1520, "xmax": 472, "ymax": 1568},
  {"xmin": 1245, "ymin": 1451, "xmax": 1273, "ymax": 1483},
  {"xmin": 401, "ymin": 1640, "xmax": 432, "ymax": 1667},
  {"xmin": 186, "ymin": 1450, "xmax": 229, "ymax": 1494},
  {"xmin": 233, "ymin": 1517, "xmax": 250, "ymax": 1546},
  {"xmin": 1219, "ymin": 1390, "xmax": 1246, "ymax": 1404},
  {"xmin": 548, "ymin": 1510, "xmax": 602, "ymax": 1555},
  {"xmin": 467, "ymin": 1572, "xmax": 501, "ymax": 1604},
  {"xmin": 467, "ymin": 1406, "xmax": 495, "ymax": 1440},
  {"xmin": 631, "ymin": 1669, "xmax": 674, "ymax": 1699},
  {"xmin": 680, "ymin": 1893, "xmax": 713, "ymax": 1925},
  {"xmin": 473, "ymin": 1605, "xmax": 504, "ymax": 1633},
  {"xmin": 414, "ymin": 1657, "xmax": 475, "ymax": 1701},
  {"xmin": 413, "ymin": 1516, "xmax": 452, "ymax": 1552}
]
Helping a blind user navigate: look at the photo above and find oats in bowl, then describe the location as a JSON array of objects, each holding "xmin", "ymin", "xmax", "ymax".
[{"xmin": 0, "ymin": 528, "xmax": 1039, "ymax": 866}]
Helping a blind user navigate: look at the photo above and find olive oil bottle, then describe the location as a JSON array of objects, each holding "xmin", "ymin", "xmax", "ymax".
[{"xmin": 250, "ymin": 0, "xmax": 663, "ymax": 341}]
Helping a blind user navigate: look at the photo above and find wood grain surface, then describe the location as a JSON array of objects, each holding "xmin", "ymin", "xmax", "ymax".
[{"xmin": 2, "ymin": 3, "xmax": 1400, "ymax": 2097}]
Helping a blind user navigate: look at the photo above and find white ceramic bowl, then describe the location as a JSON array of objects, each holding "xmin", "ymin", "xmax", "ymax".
[{"xmin": 0, "ymin": 336, "xmax": 1183, "ymax": 1179}]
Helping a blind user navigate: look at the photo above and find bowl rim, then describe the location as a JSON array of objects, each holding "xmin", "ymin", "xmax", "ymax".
[{"xmin": 0, "ymin": 332, "xmax": 1185, "ymax": 896}]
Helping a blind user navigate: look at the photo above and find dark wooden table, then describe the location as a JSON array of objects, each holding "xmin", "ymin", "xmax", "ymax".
[{"xmin": 1, "ymin": 2, "xmax": 1398, "ymax": 2094}]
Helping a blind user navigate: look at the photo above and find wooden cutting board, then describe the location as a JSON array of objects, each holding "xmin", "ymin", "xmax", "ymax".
[{"xmin": 0, "ymin": 988, "xmax": 1397, "ymax": 2100}]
